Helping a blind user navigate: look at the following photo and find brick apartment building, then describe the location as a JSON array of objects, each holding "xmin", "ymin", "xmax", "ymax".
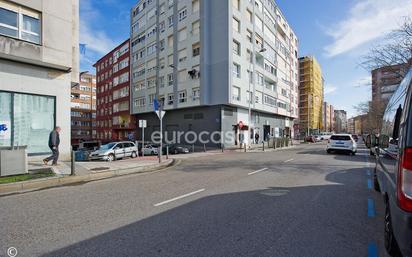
[
  {"xmin": 71, "ymin": 72, "xmax": 97, "ymax": 149},
  {"xmin": 372, "ymin": 63, "xmax": 409, "ymax": 105},
  {"xmin": 94, "ymin": 39, "xmax": 136, "ymax": 143}
]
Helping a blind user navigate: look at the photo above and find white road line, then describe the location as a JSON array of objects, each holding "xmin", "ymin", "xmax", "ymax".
[
  {"xmin": 248, "ymin": 168, "xmax": 268, "ymax": 175},
  {"xmin": 154, "ymin": 189, "xmax": 206, "ymax": 207},
  {"xmin": 284, "ymin": 158, "xmax": 294, "ymax": 163}
]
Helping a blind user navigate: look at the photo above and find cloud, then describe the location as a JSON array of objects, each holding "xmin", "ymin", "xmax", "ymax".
[
  {"xmin": 324, "ymin": 0, "xmax": 412, "ymax": 57},
  {"xmin": 353, "ymin": 76, "xmax": 371, "ymax": 88},
  {"xmin": 324, "ymin": 84, "xmax": 337, "ymax": 95}
]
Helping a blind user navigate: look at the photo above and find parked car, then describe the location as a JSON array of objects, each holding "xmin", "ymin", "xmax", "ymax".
[
  {"xmin": 326, "ymin": 134, "xmax": 357, "ymax": 155},
  {"xmin": 313, "ymin": 135, "xmax": 322, "ymax": 142},
  {"xmin": 369, "ymin": 67, "xmax": 412, "ymax": 257},
  {"xmin": 142, "ymin": 144, "xmax": 158, "ymax": 156},
  {"xmin": 89, "ymin": 141, "xmax": 138, "ymax": 162},
  {"xmin": 305, "ymin": 136, "xmax": 315, "ymax": 143},
  {"xmin": 169, "ymin": 144, "xmax": 190, "ymax": 154}
]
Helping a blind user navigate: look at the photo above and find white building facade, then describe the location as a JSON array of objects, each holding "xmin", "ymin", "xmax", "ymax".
[
  {"xmin": 130, "ymin": 0, "xmax": 299, "ymax": 146},
  {"xmin": 0, "ymin": 0, "xmax": 79, "ymax": 159}
]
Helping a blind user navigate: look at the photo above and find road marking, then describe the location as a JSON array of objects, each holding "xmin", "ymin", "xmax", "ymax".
[
  {"xmin": 368, "ymin": 243, "xmax": 378, "ymax": 257},
  {"xmin": 154, "ymin": 189, "xmax": 205, "ymax": 207},
  {"xmin": 283, "ymin": 158, "xmax": 294, "ymax": 163},
  {"xmin": 248, "ymin": 168, "xmax": 268, "ymax": 175},
  {"xmin": 367, "ymin": 179, "xmax": 372, "ymax": 189},
  {"xmin": 368, "ymin": 199, "xmax": 375, "ymax": 217}
]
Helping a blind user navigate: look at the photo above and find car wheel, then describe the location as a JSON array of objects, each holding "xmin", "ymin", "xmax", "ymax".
[
  {"xmin": 151, "ymin": 151, "xmax": 155, "ymax": 155},
  {"xmin": 327, "ymin": 149, "xmax": 331, "ymax": 154},
  {"xmin": 107, "ymin": 154, "xmax": 115, "ymax": 162},
  {"xmin": 373, "ymin": 169, "xmax": 381, "ymax": 192},
  {"xmin": 384, "ymin": 204, "xmax": 402, "ymax": 257},
  {"xmin": 131, "ymin": 151, "xmax": 137, "ymax": 158}
]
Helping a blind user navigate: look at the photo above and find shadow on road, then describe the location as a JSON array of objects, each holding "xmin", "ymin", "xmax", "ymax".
[{"xmin": 39, "ymin": 167, "xmax": 384, "ymax": 257}]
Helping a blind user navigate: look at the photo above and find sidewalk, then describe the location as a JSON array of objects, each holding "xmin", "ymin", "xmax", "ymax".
[{"xmin": 0, "ymin": 157, "xmax": 175, "ymax": 196}]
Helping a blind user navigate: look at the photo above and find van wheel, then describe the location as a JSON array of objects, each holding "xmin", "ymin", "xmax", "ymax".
[
  {"xmin": 373, "ymin": 169, "xmax": 381, "ymax": 192},
  {"xmin": 131, "ymin": 151, "xmax": 137, "ymax": 158},
  {"xmin": 107, "ymin": 154, "xmax": 115, "ymax": 162},
  {"xmin": 384, "ymin": 204, "xmax": 402, "ymax": 257}
]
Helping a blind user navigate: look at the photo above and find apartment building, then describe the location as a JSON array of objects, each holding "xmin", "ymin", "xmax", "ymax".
[
  {"xmin": 130, "ymin": 0, "xmax": 299, "ymax": 146},
  {"xmin": 347, "ymin": 118, "xmax": 355, "ymax": 135},
  {"xmin": 322, "ymin": 102, "xmax": 334, "ymax": 133},
  {"xmin": 71, "ymin": 73, "xmax": 97, "ymax": 149},
  {"xmin": 372, "ymin": 63, "xmax": 409, "ymax": 106},
  {"xmin": 0, "ymin": 0, "xmax": 79, "ymax": 160},
  {"xmin": 334, "ymin": 110, "xmax": 347, "ymax": 133},
  {"xmin": 299, "ymin": 56, "xmax": 324, "ymax": 136},
  {"xmin": 94, "ymin": 39, "xmax": 137, "ymax": 143}
]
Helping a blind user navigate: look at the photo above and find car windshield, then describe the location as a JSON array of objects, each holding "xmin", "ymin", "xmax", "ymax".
[
  {"xmin": 331, "ymin": 135, "xmax": 351, "ymax": 141},
  {"xmin": 99, "ymin": 143, "xmax": 116, "ymax": 150}
]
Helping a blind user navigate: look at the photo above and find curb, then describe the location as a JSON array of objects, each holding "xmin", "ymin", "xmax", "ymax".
[{"xmin": 0, "ymin": 159, "xmax": 177, "ymax": 197}]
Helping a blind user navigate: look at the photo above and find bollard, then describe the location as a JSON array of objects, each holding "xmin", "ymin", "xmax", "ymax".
[
  {"xmin": 192, "ymin": 144, "xmax": 195, "ymax": 153},
  {"xmin": 273, "ymin": 138, "xmax": 276, "ymax": 149},
  {"xmin": 158, "ymin": 147, "xmax": 161, "ymax": 163},
  {"xmin": 204, "ymin": 144, "xmax": 206, "ymax": 152},
  {"xmin": 166, "ymin": 145, "xmax": 169, "ymax": 159},
  {"xmin": 262, "ymin": 141, "xmax": 265, "ymax": 152},
  {"xmin": 71, "ymin": 149, "xmax": 75, "ymax": 176},
  {"xmin": 244, "ymin": 143, "xmax": 247, "ymax": 152},
  {"xmin": 222, "ymin": 144, "xmax": 224, "ymax": 152}
]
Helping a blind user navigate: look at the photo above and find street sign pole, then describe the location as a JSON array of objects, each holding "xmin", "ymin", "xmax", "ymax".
[
  {"xmin": 142, "ymin": 125, "xmax": 145, "ymax": 157},
  {"xmin": 159, "ymin": 105, "xmax": 163, "ymax": 163}
]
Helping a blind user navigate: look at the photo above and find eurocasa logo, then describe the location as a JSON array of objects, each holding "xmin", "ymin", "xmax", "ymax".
[{"xmin": 0, "ymin": 124, "xmax": 8, "ymax": 132}]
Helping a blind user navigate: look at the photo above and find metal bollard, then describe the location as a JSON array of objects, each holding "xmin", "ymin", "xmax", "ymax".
[
  {"xmin": 222, "ymin": 144, "xmax": 224, "ymax": 152},
  {"xmin": 192, "ymin": 144, "xmax": 195, "ymax": 153},
  {"xmin": 166, "ymin": 145, "xmax": 169, "ymax": 159},
  {"xmin": 204, "ymin": 144, "xmax": 206, "ymax": 152},
  {"xmin": 71, "ymin": 149, "xmax": 75, "ymax": 176},
  {"xmin": 262, "ymin": 141, "xmax": 265, "ymax": 152}
]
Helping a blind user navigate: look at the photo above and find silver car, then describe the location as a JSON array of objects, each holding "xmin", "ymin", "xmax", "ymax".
[{"xmin": 90, "ymin": 141, "xmax": 138, "ymax": 162}]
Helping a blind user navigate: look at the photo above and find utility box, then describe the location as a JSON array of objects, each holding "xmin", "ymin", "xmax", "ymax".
[{"xmin": 0, "ymin": 146, "xmax": 28, "ymax": 176}]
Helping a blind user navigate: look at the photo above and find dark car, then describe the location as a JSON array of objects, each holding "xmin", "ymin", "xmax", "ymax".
[
  {"xmin": 163, "ymin": 144, "xmax": 190, "ymax": 154},
  {"xmin": 368, "ymin": 67, "xmax": 412, "ymax": 257}
]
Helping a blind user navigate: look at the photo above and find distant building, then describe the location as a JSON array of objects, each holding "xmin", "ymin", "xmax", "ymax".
[
  {"xmin": 347, "ymin": 118, "xmax": 355, "ymax": 135},
  {"xmin": 372, "ymin": 63, "xmax": 409, "ymax": 105},
  {"xmin": 0, "ymin": 0, "xmax": 79, "ymax": 160},
  {"xmin": 299, "ymin": 56, "xmax": 324, "ymax": 136},
  {"xmin": 94, "ymin": 39, "xmax": 136, "ymax": 143},
  {"xmin": 334, "ymin": 110, "xmax": 347, "ymax": 133},
  {"xmin": 322, "ymin": 102, "xmax": 334, "ymax": 132},
  {"xmin": 71, "ymin": 73, "xmax": 97, "ymax": 149}
]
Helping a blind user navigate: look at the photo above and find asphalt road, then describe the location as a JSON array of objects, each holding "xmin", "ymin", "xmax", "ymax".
[{"xmin": 0, "ymin": 142, "xmax": 389, "ymax": 257}]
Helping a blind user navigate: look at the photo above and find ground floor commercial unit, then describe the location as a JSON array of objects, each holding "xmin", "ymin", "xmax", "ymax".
[
  {"xmin": 133, "ymin": 105, "xmax": 294, "ymax": 148},
  {"xmin": 0, "ymin": 59, "xmax": 72, "ymax": 160}
]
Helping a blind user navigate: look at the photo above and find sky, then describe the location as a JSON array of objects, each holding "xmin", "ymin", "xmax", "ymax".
[{"xmin": 79, "ymin": 0, "xmax": 412, "ymax": 118}]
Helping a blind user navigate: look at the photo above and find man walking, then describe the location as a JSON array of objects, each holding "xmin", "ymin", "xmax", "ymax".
[
  {"xmin": 43, "ymin": 126, "xmax": 61, "ymax": 166},
  {"xmin": 255, "ymin": 132, "xmax": 260, "ymax": 144}
]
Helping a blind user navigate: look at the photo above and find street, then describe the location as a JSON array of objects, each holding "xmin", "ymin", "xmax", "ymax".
[{"xmin": 0, "ymin": 143, "xmax": 387, "ymax": 257}]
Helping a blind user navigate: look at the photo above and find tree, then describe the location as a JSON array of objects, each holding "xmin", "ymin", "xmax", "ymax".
[
  {"xmin": 361, "ymin": 17, "xmax": 412, "ymax": 76},
  {"xmin": 353, "ymin": 101, "xmax": 386, "ymax": 134}
]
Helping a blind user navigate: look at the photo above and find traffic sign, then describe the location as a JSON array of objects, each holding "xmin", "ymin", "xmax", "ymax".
[
  {"xmin": 139, "ymin": 120, "xmax": 147, "ymax": 128},
  {"xmin": 156, "ymin": 110, "xmax": 166, "ymax": 120}
]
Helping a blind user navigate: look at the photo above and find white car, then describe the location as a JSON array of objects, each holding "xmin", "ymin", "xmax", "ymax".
[
  {"xmin": 89, "ymin": 141, "xmax": 138, "ymax": 161},
  {"xmin": 142, "ymin": 145, "xmax": 158, "ymax": 156},
  {"xmin": 326, "ymin": 134, "xmax": 357, "ymax": 155}
]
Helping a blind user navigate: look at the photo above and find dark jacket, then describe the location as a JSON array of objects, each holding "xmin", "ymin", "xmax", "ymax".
[{"xmin": 48, "ymin": 130, "xmax": 60, "ymax": 148}]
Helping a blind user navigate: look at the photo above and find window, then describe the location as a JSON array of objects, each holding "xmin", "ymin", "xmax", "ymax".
[
  {"xmin": 168, "ymin": 16, "xmax": 174, "ymax": 27},
  {"xmin": 147, "ymin": 42, "xmax": 157, "ymax": 55},
  {"xmin": 246, "ymin": 9, "xmax": 252, "ymax": 22},
  {"xmin": 232, "ymin": 63, "xmax": 241, "ymax": 78},
  {"xmin": 232, "ymin": 17, "xmax": 240, "ymax": 33},
  {"xmin": 0, "ymin": 3, "xmax": 41, "ymax": 44},
  {"xmin": 168, "ymin": 94, "xmax": 174, "ymax": 105},
  {"xmin": 168, "ymin": 35, "xmax": 174, "ymax": 48},
  {"xmin": 192, "ymin": 20, "xmax": 200, "ymax": 35},
  {"xmin": 246, "ymin": 30, "xmax": 252, "ymax": 43},
  {"xmin": 168, "ymin": 73, "xmax": 174, "ymax": 86},
  {"xmin": 232, "ymin": 0, "xmax": 240, "ymax": 10},
  {"xmin": 233, "ymin": 40, "xmax": 240, "ymax": 55},
  {"xmin": 0, "ymin": 91, "xmax": 55, "ymax": 154},
  {"xmin": 134, "ymin": 97, "xmax": 146, "ymax": 107},
  {"xmin": 192, "ymin": 0, "xmax": 200, "ymax": 13},
  {"xmin": 179, "ymin": 8, "xmax": 187, "ymax": 21},
  {"xmin": 232, "ymin": 86, "xmax": 240, "ymax": 101},
  {"xmin": 178, "ymin": 49, "xmax": 187, "ymax": 63},
  {"xmin": 192, "ymin": 43, "xmax": 200, "ymax": 57},
  {"xmin": 149, "ymin": 94, "xmax": 155, "ymax": 104},
  {"xmin": 179, "ymin": 90, "xmax": 187, "ymax": 103},
  {"xmin": 192, "ymin": 88, "xmax": 200, "ymax": 101}
]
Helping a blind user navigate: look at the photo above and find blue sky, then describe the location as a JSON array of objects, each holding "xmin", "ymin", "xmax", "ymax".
[{"xmin": 80, "ymin": 0, "xmax": 412, "ymax": 118}]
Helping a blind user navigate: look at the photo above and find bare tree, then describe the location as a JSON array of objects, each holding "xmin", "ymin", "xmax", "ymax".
[
  {"xmin": 353, "ymin": 101, "xmax": 386, "ymax": 134},
  {"xmin": 361, "ymin": 17, "xmax": 412, "ymax": 76}
]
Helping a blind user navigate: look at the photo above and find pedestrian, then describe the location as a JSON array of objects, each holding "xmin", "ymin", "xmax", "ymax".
[
  {"xmin": 255, "ymin": 133, "xmax": 259, "ymax": 144},
  {"xmin": 43, "ymin": 126, "xmax": 61, "ymax": 166}
]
